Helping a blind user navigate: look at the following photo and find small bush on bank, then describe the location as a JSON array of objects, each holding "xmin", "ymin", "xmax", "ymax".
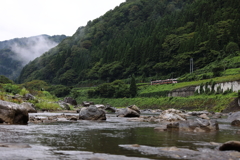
[
  {"xmin": 19, "ymin": 87, "xmax": 29, "ymax": 96},
  {"xmin": 35, "ymin": 102, "xmax": 61, "ymax": 111}
]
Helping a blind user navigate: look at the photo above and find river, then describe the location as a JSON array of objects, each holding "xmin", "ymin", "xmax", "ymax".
[{"xmin": 0, "ymin": 113, "xmax": 239, "ymax": 160}]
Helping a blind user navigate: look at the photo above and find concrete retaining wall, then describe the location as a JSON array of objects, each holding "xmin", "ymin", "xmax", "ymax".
[{"xmin": 168, "ymin": 81, "xmax": 240, "ymax": 97}]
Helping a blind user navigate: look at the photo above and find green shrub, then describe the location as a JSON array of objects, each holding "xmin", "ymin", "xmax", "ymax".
[
  {"xmin": 3, "ymin": 84, "xmax": 21, "ymax": 95},
  {"xmin": 211, "ymin": 81, "xmax": 216, "ymax": 94},
  {"xmin": 47, "ymin": 85, "xmax": 71, "ymax": 97},
  {"xmin": 19, "ymin": 87, "xmax": 29, "ymax": 96},
  {"xmin": 35, "ymin": 102, "xmax": 61, "ymax": 111},
  {"xmin": 23, "ymin": 80, "xmax": 49, "ymax": 91},
  {"xmin": 199, "ymin": 83, "xmax": 204, "ymax": 94},
  {"xmin": 226, "ymin": 42, "xmax": 239, "ymax": 54},
  {"xmin": 88, "ymin": 80, "xmax": 130, "ymax": 98},
  {"xmin": 212, "ymin": 65, "xmax": 224, "ymax": 77},
  {"xmin": 88, "ymin": 89, "xmax": 96, "ymax": 98}
]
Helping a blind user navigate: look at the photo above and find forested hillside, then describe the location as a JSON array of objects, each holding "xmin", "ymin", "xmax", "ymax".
[
  {"xmin": 0, "ymin": 35, "xmax": 67, "ymax": 80},
  {"xmin": 18, "ymin": 0, "xmax": 240, "ymax": 85}
]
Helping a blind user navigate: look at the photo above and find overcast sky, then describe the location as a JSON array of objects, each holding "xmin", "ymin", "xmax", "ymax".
[{"xmin": 0, "ymin": 0, "xmax": 126, "ymax": 41}]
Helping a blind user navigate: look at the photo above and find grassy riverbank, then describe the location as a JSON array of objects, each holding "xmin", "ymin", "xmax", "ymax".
[{"xmin": 75, "ymin": 93, "xmax": 237, "ymax": 112}]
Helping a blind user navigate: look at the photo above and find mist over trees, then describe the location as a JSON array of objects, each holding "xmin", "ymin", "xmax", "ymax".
[
  {"xmin": 18, "ymin": 0, "xmax": 240, "ymax": 85},
  {"xmin": 0, "ymin": 35, "xmax": 67, "ymax": 80}
]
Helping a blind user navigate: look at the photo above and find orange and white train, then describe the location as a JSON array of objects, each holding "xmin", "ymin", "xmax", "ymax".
[{"xmin": 151, "ymin": 79, "xmax": 178, "ymax": 85}]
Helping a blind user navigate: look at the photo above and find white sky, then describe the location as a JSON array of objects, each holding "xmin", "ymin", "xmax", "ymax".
[{"xmin": 0, "ymin": 0, "xmax": 126, "ymax": 41}]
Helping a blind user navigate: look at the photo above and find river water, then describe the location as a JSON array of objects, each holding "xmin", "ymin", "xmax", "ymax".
[{"xmin": 0, "ymin": 113, "xmax": 240, "ymax": 160}]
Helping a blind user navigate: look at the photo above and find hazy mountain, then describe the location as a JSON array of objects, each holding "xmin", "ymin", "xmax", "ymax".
[{"xmin": 0, "ymin": 34, "xmax": 67, "ymax": 80}]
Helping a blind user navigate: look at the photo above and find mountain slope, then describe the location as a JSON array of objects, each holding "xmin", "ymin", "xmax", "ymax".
[
  {"xmin": 18, "ymin": 0, "xmax": 240, "ymax": 85},
  {"xmin": 0, "ymin": 35, "xmax": 67, "ymax": 80}
]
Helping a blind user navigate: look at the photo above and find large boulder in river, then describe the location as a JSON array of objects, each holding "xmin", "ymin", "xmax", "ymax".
[
  {"xmin": 227, "ymin": 111, "xmax": 240, "ymax": 126},
  {"xmin": 20, "ymin": 102, "xmax": 37, "ymax": 113},
  {"xmin": 116, "ymin": 105, "xmax": 140, "ymax": 117},
  {"xmin": 0, "ymin": 100, "xmax": 29, "ymax": 124},
  {"xmin": 79, "ymin": 105, "xmax": 106, "ymax": 120}
]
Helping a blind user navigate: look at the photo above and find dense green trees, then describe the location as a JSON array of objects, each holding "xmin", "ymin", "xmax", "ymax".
[
  {"xmin": 18, "ymin": 0, "xmax": 240, "ymax": 85},
  {"xmin": 0, "ymin": 75, "xmax": 13, "ymax": 84},
  {"xmin": 87, "ymin": 80, "xmax": 130, "ymax": 98}
]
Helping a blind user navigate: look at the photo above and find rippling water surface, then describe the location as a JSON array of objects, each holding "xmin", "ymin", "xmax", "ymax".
[{"xmin": 0, "ymin": 113, "xmax": 240, "ymax": 160}]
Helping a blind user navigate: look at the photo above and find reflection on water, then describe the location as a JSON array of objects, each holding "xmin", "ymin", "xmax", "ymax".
[{"xmin": 0, "ymin": 113, "xmax": 240, "ymax": 159}]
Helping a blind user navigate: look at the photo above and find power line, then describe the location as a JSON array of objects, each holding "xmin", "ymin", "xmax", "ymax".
[{"xmin": 190, "ymin": 58, "xmax": 193, "ymax": 74}]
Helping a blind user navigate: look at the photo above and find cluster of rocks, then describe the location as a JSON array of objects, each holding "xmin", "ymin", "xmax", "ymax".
[
  {"xmin": 0, "ymin": 100, "xmax": 37, "ymax": 125},
  {"xmin": 29, "ymin": 114, "xmax": 78, "ymax": 123},
  {"xmin": 127, "ymin": 108, "xmax": 221, "ymax": 132}
]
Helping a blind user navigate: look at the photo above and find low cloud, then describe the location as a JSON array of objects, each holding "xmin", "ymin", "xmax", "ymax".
[{"xmin": 10, "ymin": 35, "xmax": 57, "ymax": 65}]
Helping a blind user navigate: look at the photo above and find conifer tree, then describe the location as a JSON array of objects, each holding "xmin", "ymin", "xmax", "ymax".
[{"xmin": 129, "ymin": 74, "xmax": 137, "ymax": 97}]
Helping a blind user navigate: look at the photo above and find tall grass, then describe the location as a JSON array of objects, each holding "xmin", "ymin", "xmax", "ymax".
[
  {"xmin": 35, "ymin": 102, "xmax": 61, "ymax": 111},
  {"xmin": 76, "ymin": 93, "xmax": 237, "ymax": 112}
]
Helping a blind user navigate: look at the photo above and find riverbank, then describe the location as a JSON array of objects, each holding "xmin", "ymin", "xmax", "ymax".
[{"xmin": 75, "ymin": 93, "xmax": 239, "ymax": 112}]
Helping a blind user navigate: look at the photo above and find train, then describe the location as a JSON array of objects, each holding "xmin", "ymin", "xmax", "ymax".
[{"xmin": 150, "ymin": 79, "xmax": 178, "ymax": 85}]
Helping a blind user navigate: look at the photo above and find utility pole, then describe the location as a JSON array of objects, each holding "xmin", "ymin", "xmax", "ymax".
[{"xmin": 190, "ymin": 58, "xmax": 193, "ymax": 74}]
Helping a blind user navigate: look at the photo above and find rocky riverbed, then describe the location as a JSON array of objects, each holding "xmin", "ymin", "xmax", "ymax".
[
  {"xmin": 0, "ymin": 108, "xmax": 240, "ymax": 159},
  {"xmin": 2, "ymin": 99, "xmax": 240, "ymax": 159}
]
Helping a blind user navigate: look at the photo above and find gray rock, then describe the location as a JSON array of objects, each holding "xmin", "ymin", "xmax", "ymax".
[
  {"xmin": 24, "ymin": 93, "xmax": 35, "ymax": 100},
  {"xmin": 79, "ymin": 105, "xmax": 106, "ymax": 120},
  {"xmin": 0, "ymin": 100, "xmax": 29, "ymax": 124},
  {"xmin": 188, "ymin": 110, "xmax": 209, "ymax": 116},
  {"xmin": 82, "ymin": 101, "xmax": 94, "ymax": 107},
  {"xmin": 95, "ymin": 104, "xmax": 105, "ymax": 109},
  {"xmin": 64, "ymin": 97, "xmax": 77, "ymax": 106},
  {"xmin": 228, "ymin": 111, "xmax": 240, "ymax": 126},
  {"xmin": 159, "ymin": 109, "xmax": 187, "ymax": 122},
  {"xmin": 211, "ymin": 112, "xmax": 222, "ymax": 119},
  {"xmin": 198, "ymin": 113, "xmax": 210, "ymax": 120},
  {"xmin": 116, "ymin": 105, "xmax": 140, "ymax": 117},
  {"xmin": 58, "ymin": 101, "xmax": 71, "ymax": 110},
  {"xmin": 20, "ymin": 102, "xmax": 37, "ymax": 113},
  {"xmin": 104, "ymin": 104, "xmax": 116, "ymax": 113}
]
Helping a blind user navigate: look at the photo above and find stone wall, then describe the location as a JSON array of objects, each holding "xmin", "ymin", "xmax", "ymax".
[
  {"xmin": 168, "ymin": 86, "xmax": 196, "ymax": 97},
  {"xmin": 195, "ymin": 80, "xmax": 240, "ymax": 93},
  {"xmin": 168, "ymin": 81, "xmax": 240, "ymax": 97}
]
